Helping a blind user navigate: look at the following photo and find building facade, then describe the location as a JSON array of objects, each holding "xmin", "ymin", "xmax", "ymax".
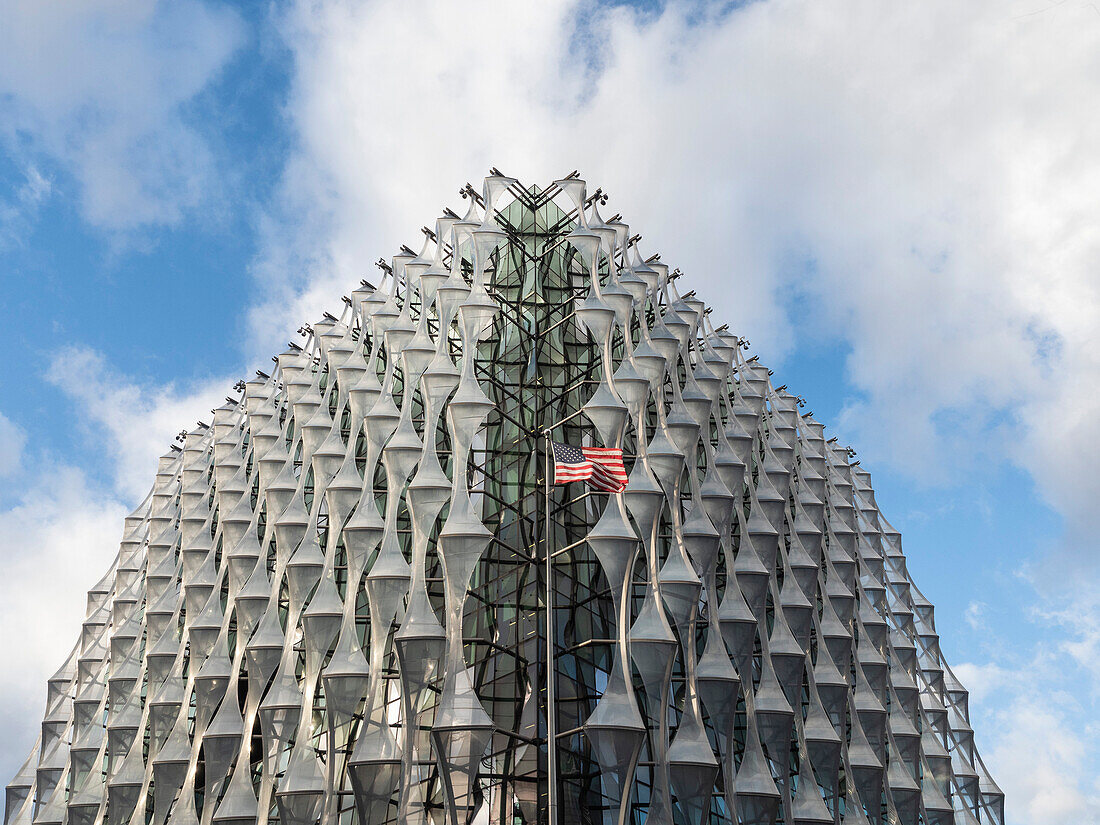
[{"xmin": 4, "ymin": 175, "xmax": 1003, "ymax": 825}]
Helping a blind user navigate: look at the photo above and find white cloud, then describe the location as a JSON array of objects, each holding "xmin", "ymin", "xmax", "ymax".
[
  {"xmin": 0, "ymin": 0, "xmax": 247, "ymax": 766},
  {"xmin": 0, "ymin": 14, "xmax": 244, "ymax": 757},
  {"xmin": 0, "ymin": 0, "xmax": 245, "ymax": 231},
  {"xmin": 1030, "ymin": 586, "xmax": 1100, "ymax": 694},
  {"xmin": 0, "ymin": 464, "xmax": 128, "ymax": 783},
  {"xmin": 952, "ymin": 661, "xmax": 1011, "ymax": 705},
  {"xmin": 0, "ymin": 346, "xmax": 232, "ymax": 780},
  {"xmin": 46, "ymin": 345, "xmax": 230, "ymax": 499},
  {"xmin": 0, "ymin": 412, "xmax": 27, "ymax": 477},
  {"xmin": 964, "ymin": 600, "xmax": 988, "ymax": 632},
  {"xmin": 987, "ymin": 693, "xmax": 1100, "ymax": 825},
  {"xmin": 257, "ymin": 0, "xmax": 1100, "ymax": 541},
  {"xmin": 0, "ymin": 164, "xmax": 51, "ymax": 249},
  {"xmin": 959, "ymin": 648, "xmax": 1100, "ymax": 825},
  {"xmin": 956, "ymin": 576, "xmax": 1100, "ymax": 824}
]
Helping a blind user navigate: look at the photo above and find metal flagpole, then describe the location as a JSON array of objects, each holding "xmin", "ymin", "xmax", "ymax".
[{"xmin": 544, "ymin": 433, "xmax": 558, "ymax": 825}]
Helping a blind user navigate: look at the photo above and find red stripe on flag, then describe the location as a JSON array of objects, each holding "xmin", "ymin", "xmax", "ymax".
[{"xmin": 552, "ymin": 441, "xmax": 628, "ymax": 493}]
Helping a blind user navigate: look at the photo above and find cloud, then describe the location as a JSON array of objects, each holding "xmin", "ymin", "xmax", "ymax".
[
  {"xmin": 46, "ymin": 345, "xmax": 230, "ymax": 499},
  {"xmin": 987, "ymin": 693, "xmax": 1100, "ymax": 824},
  {"xmin": 0, "ymin": 0, "xmax": 245, "ymax": 231},
  {"xmin": 0, "ymin": 345, "xmax": 232, "ymax": 780},
  {"xmin": 257, "ymin": 0, "xmax": 1100, "ymax": 546},
  {"xmin": 955, "ymin": 573, "xmax": 1100, "ymax": 824},
  {"xmin": 0, "ymin": 412, "xmax": 27, "ymax": 478},
  {"xmin": 964, "ymin": 600, "xmax": 988, "ymax": 632},
  {"xmin": 1031, "ymin": 586, "xmax": 1100, "ymax": 694},
  {"xmin": 0, "ymin": 163, "xmax": 51, "ymax": 249},
  {"xmin": 958, "ymin": 647, "xmax": 1100, "ymax": 825},
  {"xmin": 952, "ymin": 661, "xmax": 1010, "ymax": 705},
  {"xmin": 0, "ymin": 464, "xmax": 128, "ymax": 783},
  {"xmin": 0, "ymin": 0, "xmax": 248, "ymax": 770},
  {"xmin": 0, "ymin": 3, "xmax": 247, "ymax": 768}
]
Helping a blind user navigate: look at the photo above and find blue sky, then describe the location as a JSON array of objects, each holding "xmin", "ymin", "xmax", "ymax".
[{"xmin": 2, "ymin": 1, "xmax": 1099, "ymax": 821}]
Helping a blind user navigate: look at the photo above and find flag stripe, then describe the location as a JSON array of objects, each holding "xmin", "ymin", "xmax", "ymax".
[{"xmin": 551, "ymin": 440, "xmax": 628, "ymax": 493}]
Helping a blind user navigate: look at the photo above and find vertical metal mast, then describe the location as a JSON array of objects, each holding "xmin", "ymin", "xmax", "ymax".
[{"xmin": 543, "ymin": 435, "xmax": 557, "ymax": 825}]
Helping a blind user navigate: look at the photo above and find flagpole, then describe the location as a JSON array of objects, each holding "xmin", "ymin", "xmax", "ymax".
[{"xmin": 544, "ymin": 433, "xmax": 558, "ymax": 825}]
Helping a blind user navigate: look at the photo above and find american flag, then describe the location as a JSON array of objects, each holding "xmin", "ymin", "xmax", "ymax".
[{"xmin": 551, "ymin": 441, "xmax": 628, "ymax": 493}]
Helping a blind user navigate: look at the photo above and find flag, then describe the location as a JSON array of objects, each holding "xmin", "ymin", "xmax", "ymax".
[{"xmin": 551, "ymin": 441, "xmax": 628, "ymax": 493}]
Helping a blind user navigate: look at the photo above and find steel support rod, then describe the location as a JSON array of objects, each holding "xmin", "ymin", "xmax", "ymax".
[{"xmin": 544, "ymin": 432, "xmax": 558, "ymax": 825}]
